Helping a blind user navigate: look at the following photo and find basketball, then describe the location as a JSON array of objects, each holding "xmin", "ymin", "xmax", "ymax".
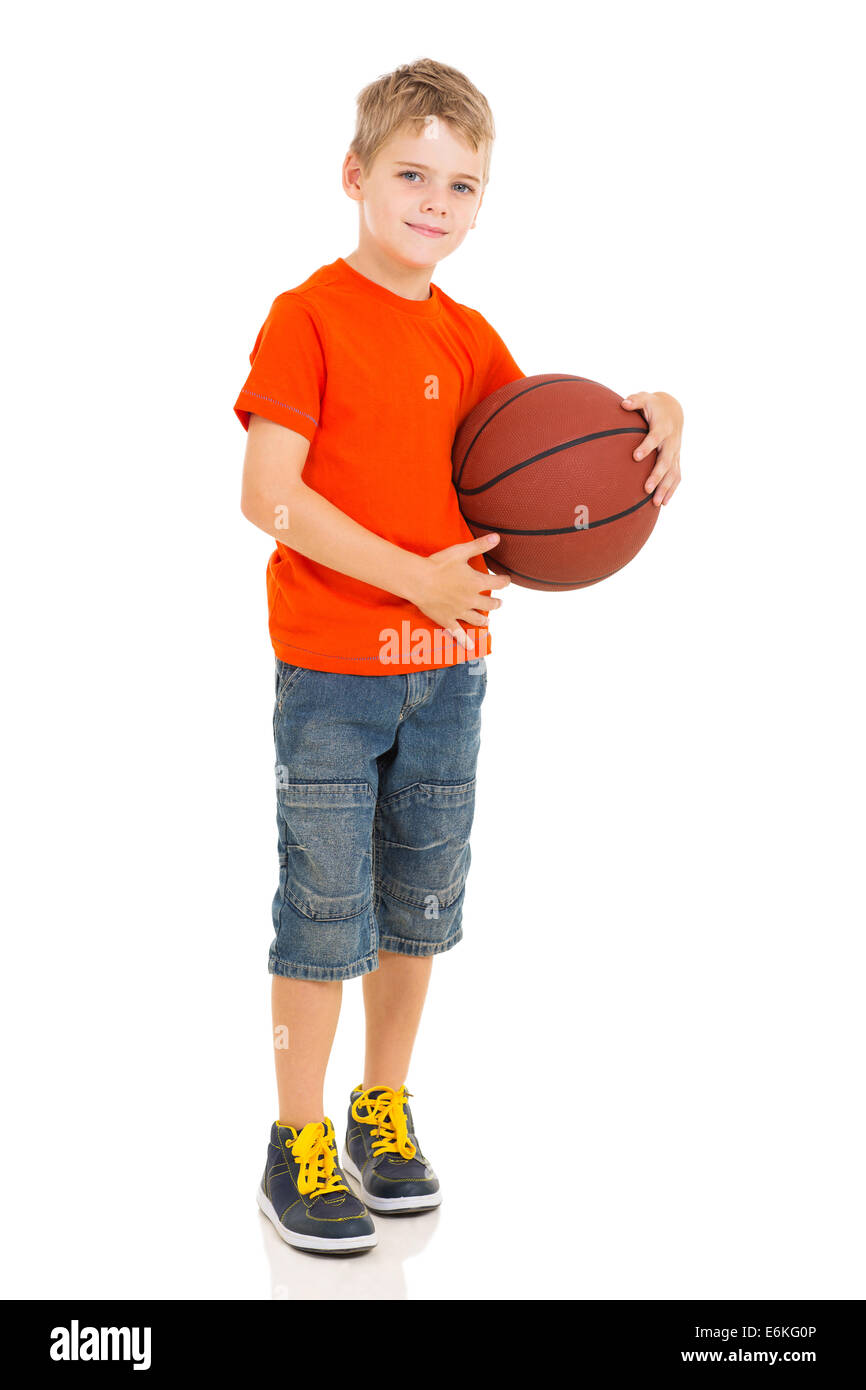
[{"xmin": 451, "ymin": 374, "xmax": 660, "ymax": 590}]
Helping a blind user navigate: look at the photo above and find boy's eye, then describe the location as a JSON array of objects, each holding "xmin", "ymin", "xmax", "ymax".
[{"xmin": 399, "ymin": 170, "xmax": 475, "ymax": 194}]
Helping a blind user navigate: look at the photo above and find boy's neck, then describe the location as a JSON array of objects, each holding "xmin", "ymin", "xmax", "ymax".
[{"xmin": 343, "ymin": 245, "xmax": 434, "ymax": 302}]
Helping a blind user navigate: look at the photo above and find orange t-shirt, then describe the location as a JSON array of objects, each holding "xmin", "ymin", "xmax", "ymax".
[{"xmin": 234, "ymin": 256, "xmax": 524, "ymax": 674}]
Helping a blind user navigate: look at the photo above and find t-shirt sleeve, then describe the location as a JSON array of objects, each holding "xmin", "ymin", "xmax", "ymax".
[
  {"xmin": 480, "ymin": 321, "xmax": 525, "ymax": 398},
  {"xmin": 233, "ymin": 292, "xmax": 325, "ymax": 440}
]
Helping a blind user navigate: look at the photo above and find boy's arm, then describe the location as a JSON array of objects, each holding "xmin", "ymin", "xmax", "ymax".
[{"xmin": 241, "ymin": 414, "xmax": 429, "ymax": 604}]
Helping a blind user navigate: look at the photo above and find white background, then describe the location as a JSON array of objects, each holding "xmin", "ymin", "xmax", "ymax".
[{"xmin": 3, "ymin": 0, "xmax": 863, "ymax": 1301}]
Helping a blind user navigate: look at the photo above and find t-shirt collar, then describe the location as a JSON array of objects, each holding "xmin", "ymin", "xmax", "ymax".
[{"xmin": 333, "ymin": 256, "xmax": 443, "ymax": 317}]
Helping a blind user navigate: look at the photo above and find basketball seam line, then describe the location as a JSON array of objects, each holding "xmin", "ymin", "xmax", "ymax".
[
  {"xmin": 454, "ymin": 376, "xmax": 591, "ymax": 489},
  {"xmin": 487, "ymin": 557, "xmax": 626, "ymax": 588},
  {"xmin": 456, "ymin": 427, "xmax": 650, "ymax": 496},
  {"xmin": 461, "ymin": 491, "xmax": 655, "ymax": 534}
]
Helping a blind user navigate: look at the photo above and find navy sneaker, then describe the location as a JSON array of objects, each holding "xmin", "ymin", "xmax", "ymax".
[
  {"xmin": 342, "ymin": 1084, "xmax": 441, "ymax": 1213},
  {"xmin": 256, "ymin": 1117, "xmax": 377, "ymax": 1252}
]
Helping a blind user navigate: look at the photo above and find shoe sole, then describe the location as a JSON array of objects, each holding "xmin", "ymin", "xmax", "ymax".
[
  {"xmin": 256, "ymin": 1185, "xmax": 378, "ymax": 1252},
  {"xmin": 341, "ymin": 1150, "xmax": 443, "ymax": 1213}
]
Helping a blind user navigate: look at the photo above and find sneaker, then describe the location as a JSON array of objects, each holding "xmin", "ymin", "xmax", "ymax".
[
  {"xmin": 343, "ymin": 1084, "xmax": 442, "ymax": 1213},
  {"xmin": 256, "ymin": 1117, "xmax": 377, "ymax": 1252}
]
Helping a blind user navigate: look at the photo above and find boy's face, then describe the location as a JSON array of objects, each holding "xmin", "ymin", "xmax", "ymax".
[{"xmin": 344, "ymin": 120, "xmax": 487, "ymax": 269}]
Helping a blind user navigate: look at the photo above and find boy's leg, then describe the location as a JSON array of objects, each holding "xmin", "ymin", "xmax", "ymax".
[
  {"xmin": 361, "ymin": 949, "xmax": 432, "ymax": 1090},
  {"xmin": 269, "ymin": 660, "xmax": 409, "ymax": 1123},
  {"xmin": 342, "ymin": 661, "xmax": 486, "ymax": 1213},
  {"xmin": 272, "ymin": 975, "xmax": 342, "ymax": 1128},
  {"xmin": 359, "ymin": 657, "xmax": 487, "ymax": 1087},
  {"xmin": 263, "ymin": 971, "xmax": 378, "ymax": 1252}
]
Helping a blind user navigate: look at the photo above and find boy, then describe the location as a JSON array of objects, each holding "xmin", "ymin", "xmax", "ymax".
[{"xmin": 235, "ymin": 58, "xmax": 683, "ymax": 1254}]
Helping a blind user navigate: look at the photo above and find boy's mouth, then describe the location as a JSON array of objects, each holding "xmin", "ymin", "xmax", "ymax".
[{"xmin": 405, "ymin": 222, "xmax": 447, "ymax": 238}]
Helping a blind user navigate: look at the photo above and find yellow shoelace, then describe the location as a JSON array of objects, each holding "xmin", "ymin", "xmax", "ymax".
[
  {"xmin": 350, "ymin": 1085, "xmax": 416, "ymax": 1160},
  {"xmin": 289, "ymin": 1120, "xmax": 350, "ymax": 1198}
]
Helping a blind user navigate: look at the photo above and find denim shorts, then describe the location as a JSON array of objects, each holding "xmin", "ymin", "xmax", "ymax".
[{"xmin": 270, "ymin": 655, "xmax": 488, "ymax": 981}]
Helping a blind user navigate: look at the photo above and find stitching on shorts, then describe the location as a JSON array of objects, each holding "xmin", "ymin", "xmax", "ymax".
[
  {"xmin": 378, "ymin": 927, "xmax": 463, "ymax": 955},
  {"xmin": 376, "ymin": 777, "xmax": 477, "ymax": 809},
  {"xmin": 375, "ymin": 863, "xmax": 469, "ymax": 912}
]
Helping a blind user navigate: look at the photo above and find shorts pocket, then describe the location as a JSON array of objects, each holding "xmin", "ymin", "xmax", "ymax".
[
  {"xmin": 374, "ymin": 778, "xmax": 477, "ymax": 912},
  {"xmin": 275, "ymin": 659, "xmax": 310, "ymax": 712},
  {"xmin": 277, "ymin": 780, "xmax": 375, "ymax": 922}
]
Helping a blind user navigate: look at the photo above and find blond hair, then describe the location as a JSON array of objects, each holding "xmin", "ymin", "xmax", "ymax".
[{"xmin": 349, "ymin": 57, "xmax": 496, "ymax": 187}]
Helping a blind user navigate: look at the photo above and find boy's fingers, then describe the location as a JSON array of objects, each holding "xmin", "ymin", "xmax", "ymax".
[
  {"xmin": 465, "ymin": 532, "xmax": 501, "ymax": 554},
  {"xmin": 650, "ymin": 464, "xmax": 678, "ymax": 504},
  {"xmin": 643, "ymin": 448, "xmax": 673, "ymax": 491},
  {"xmin": 634, "ymin": 433, "xmax": 660, "ymax": 461},
  {"xmin": 480, "ymin": 574, "xmax": 510, "ymax": 593}
]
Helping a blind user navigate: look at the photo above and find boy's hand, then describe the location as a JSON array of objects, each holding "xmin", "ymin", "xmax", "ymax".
[
  {"xmin": 620, "ymin": 391, "xmax": 683, "ymax": 506},
  {"xmin": 411, "ymin": 534, "xmax": 510, "ymax": 651}
]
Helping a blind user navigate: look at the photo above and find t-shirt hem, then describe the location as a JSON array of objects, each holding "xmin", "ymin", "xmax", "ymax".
[
  {"xmin": 234, "ymin": 389, "xmax": 318, "ymax": 440},
  {"xmin": 271, "ymin": 631, "xmax": 492, "ymax": 675}
]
